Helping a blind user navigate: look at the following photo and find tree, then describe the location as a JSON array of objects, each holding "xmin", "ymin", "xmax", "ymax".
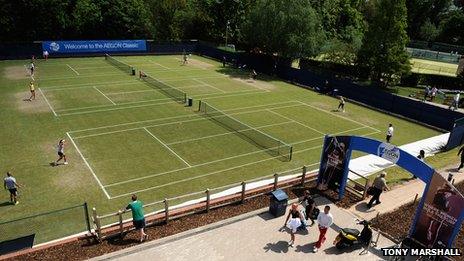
[
  {"xmin": 419, "ymin": 19, "xmax": 440, "ymax": 43},
  {"xmin": 241, "ymin": 0, "xmax": 325, "ymax": 59},
  {"xmin": 357, "ymin": 0, "xmax": 411, "ymax": 86},
  {"xmin": 312, "ymin": 0, "xmax": 365, "ymax": 64},
  {"xmin": 406, "ymin": 0, "xmax": 452, "ymax": 40},
  {"xmin": 437, "ymin": 10, "xmax": 464, "ymax": 45}
]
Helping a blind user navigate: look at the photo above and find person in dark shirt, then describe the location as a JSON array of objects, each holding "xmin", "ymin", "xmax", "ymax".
[
  {"xmin": 300, "ymin": 190, "xmax": 315, "ymax": 226},
  {"xmin": 458, "ymin": 146, "xmax": 464, "ymax": 171},
  {"xmin": 283, "ymin": 203, "xmax": 303, "ymax": 247}
]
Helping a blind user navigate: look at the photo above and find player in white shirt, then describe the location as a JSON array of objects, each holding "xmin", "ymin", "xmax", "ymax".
[
  {"xmin": 313, "ymin": 205, "xmax": 334, "ymax": 252},
  {"xmin": 43, "ymin": 50, "xmax": 49, "ymax": 60},
  {"xmin": 4, "ymin": 172, "xmax": 21, "ymax": 205},
  {"xmin": 54, "ymin": 139, "xmax": 68, "ymax": 166},
  {"xmin": 386, "ymin": 124, "xmax": 394, "ymax": 143}
]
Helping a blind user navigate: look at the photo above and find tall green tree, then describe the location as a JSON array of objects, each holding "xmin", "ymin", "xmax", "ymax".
[
  {"xmin": 241, "ymin": 0, "xmax": 325, "ymax": 59},
  {"xmin": 406, "ymin": 0, "xmax": 452, "ymax": 40},
  {"xmin": 437, "ymin": 10, "xmax": 464, "ymax": 45},
  {"xmin": 357, "ymin": 0, "xmax": 411, "ymax": 86}
]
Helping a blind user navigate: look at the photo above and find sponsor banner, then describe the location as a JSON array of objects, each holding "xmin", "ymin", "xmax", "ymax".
[
  {"xmin": 317, "ymin": 136, "xmax": 352, "ymax": 192},
  {"xmin": 42, "ymin": 40, "xmax": 146, "ymax": 54},
  {"xmin": 411, "ymin": 172, "xmax": 464, "ymax": 247}
]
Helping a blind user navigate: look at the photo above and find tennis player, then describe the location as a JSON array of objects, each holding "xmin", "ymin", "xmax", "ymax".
[
  {"xmin": 28, "ymin": 81, "xmax": 36, "ymax": 101},
  {"xmin": 4, "ymin": 172, "xmax": 21, "ymax": 205},
  {"xmin": 55, "ymin": 139, "xmax": 68, "ymax": 166},
  {"xmin": 29, "ymin": 61, "xmax": 35, "ymax": 76},
  {"xmin": 337, "ymin": 96, "xmax": 345, "ymax": 112}
]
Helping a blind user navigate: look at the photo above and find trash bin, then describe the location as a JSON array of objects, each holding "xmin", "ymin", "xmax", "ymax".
[
  {"xmin": 269, "ymin": 189, "xmax": 288, "ymax": 217},
  {"xmin": 131, "ymin": 68, "xmax": 136, "ymax": 76},
  {"xmin": 187, "ymin": 98, "xmax": 193, "ymax": 107}
]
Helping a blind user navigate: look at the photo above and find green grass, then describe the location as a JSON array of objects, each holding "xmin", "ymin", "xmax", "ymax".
[
  {"xmin": 410, "ymin": 58, "xmax": 458, "ymax": 77},
  {"xmin": 0, "ymin": 54, "xmax": 440, "ymax": 244}
]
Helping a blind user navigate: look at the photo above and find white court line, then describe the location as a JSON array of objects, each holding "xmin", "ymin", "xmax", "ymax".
[
  {"xmin": 166, "ymin": 120, "xmax": 294, "ymax": 145},
  {"xmin": 297, "ymin": 101, "xmax": 381, "ymax": 132},
  {"xmin": 68, "ymin": 100, "xmax": 298, "ymax": 134},
  {"xmin": 93, "ymin": 86, "xmax": 116, "ymax": 105},
  {"xmin": 143, "ymin": 127, "xmax": 192, "ymax": 167},
  {"xmin": 73, "ymin": 103, "xmax": 304, "ymax": 139},
  {"xmin": 192, "ymin": 78, "xmax": 226, "ymax": 93},
  {"xmin": 38, "ymin": 88, "xmax": 57, "ymax": 117},
  {"xmin": 66, "ymin": 132, "xmax": 111, "ymax": 199},
  {"xmin": 43, "ymin": 81, "xmax": 140, "ymax": 91},
  {"xmin": 104, "ymin": 125, "xmax": 372, "ymax": 188},
  {"xmin": 109, "ymin": 128, "xmax": 382, "ymax": 198},
  {"xmin": 66, "ymin": 64, "xmax": 80, "ymax": 75},
  {"xmin": 104, "ymin": 84, "xmax": 206, "ymax": 95},
  {"xmin": 58, "ymin": 100, "xmax": 176, "ymax": 117},
  {"xmin": 35, "ymin": 72, "xmax": 123, "ymax": 81},
  {"xmin": 266, "ymin": 109, "xmax": 326, "ymax": 135},
  {"xmin": 57, "ymin": 89, "xmax": 266, "ymax": 117},
  {"xmin": 150, "ymin": 60, "xmax": 171, "ymax": 70},
  {"xmin": 110, "ymin": 151, "xmax": 322, "ymax": 199},
  {"xmin": 57, "ymin": 96, "xmax": 174, "ymax": 112}
]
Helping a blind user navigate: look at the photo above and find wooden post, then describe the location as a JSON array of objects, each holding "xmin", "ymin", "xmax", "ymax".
[
  {"xmin": 273, "ymin": 173, "xmax": 278, "ymax": 191},
  {"xmin": 300, "ymin": 166, "xmax": 307, "ymax": 186},
  {"xmin": 92, "ymin": 208, "xmax": 101, "ymax": 240},
  {"xmin": 206, "ymin": 189, "xmax": 210, "ymax": 212},
  {"xmin": 118, "ymin": 210, "xmax": 123, "ymax": 236},
  {"xmin": 164, "ymin": 198, "xmax": 169, "ymax": 223},
  {"xmin": 413, "ymin": 193, "xmax": 418, "ymax": 204},
  {"xmin": 363, "ymin": 179, "xmax": 370, "ymax": 199},
  {"xmin": 241, "ymin": 182, "xmax": 246, "ymax": 203}
]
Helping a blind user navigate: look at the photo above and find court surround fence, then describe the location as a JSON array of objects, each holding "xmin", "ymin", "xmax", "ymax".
[
  {"xmin": 90, "ymin": 165, "xmax": 370, "ymax": 240},
  {"xmin": 0, "ymin": 203, "xmax": 91, "ymax": 249}
]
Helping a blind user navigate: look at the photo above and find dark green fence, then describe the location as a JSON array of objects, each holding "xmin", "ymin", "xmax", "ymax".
[{"xmin": 0, "ymin": 203, "xmax": 90, "ymax": 246}]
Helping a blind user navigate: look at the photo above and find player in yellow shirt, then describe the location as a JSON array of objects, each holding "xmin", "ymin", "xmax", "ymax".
[{"xmin": 28, "ymin": 81, "xmax": 36, "ymax": 101}]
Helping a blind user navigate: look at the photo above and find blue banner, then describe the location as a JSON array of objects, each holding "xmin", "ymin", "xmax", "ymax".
[{"xmin": 42, "ymin": 40, "xmax": 146, "ymax": 54}]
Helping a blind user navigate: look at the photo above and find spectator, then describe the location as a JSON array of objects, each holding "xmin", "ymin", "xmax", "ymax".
[
  {"xmin": 430, "ymin": 87, "xmax": 437, "ymax": 102},
  {"xmin": 4, "ymin": 172, "xmax": 21, "ymax": 205},
  {"xmin": 367, "ymin": 172, "xmax": 390, "ymax": 209},
  {"xmin": 424, "ymin": 86, "xmax": 430, "ymax": 101},
  {"xmin": 300, "ymin": 190, "xmax": 315, "ymax": 226},
  {"xmin": 43, "ymin": 50, "xmax": 49, "ymax": 61},
  {"xmin": 251, "ymin": 69, "xmax": 257, "ymax": 80},
  {"xmin": 125, "ymin": 194, "xmax": 148, "ymax": 243},
  {"xmin": 386, "ymin": 124, "xmax": 394, "ymax": 143},
  {"xmin": 457, "ymin": 146, "xmax": 464, "ymax": 171},
  {"xmin": 413, "ymin": 150, "xmax": 426, "ymax": 179},
  {"xmin": 222, "ymin": 56, "xmax": 226, "ymax": 67},
  {"xmin": 284, "ymin": 203, "xmax": 303, "ymax": 247},
  {"xmin": 313, "ymin": 205, "xmax": 333, "ymax": 253},
  {"xmin": 449, "ymin": 92, "xmax": 460, "ymax": 111}
]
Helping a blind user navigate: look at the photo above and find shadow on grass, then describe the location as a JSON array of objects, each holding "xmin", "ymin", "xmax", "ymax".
[
  {"xmin": 215, "ymin": 67, "xmax": 277, "ymax": 83},
  {"xmin": 0, "ymin": 201, "xmax": 12, "ymax": 207}
]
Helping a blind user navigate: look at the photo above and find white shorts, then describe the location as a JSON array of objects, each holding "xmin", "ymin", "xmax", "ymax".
[{"xmin": 286, "ymin": 218, "xmax": 302, "ymax": 233}]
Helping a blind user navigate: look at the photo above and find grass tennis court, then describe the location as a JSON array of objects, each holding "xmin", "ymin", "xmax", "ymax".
[
  {"xmin": 410, "ymin": 58, "xmax": 458, "ymax": 77},
  {"xmin": 0, "ymin": 54, "xmax": 440, "ymax": 243}
]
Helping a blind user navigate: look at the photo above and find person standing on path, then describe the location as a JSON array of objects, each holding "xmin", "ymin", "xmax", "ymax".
[
  {"xmin": 283, "ymin": 203, "xmax": 303, "ymax": 247},
  {"xmin": 457, "ymin": 146, "xmax": 464, "ymax": 171},
  {"xmin": 386, "ymin": 124, "xmax": 394, "ymax": 143},
  {"xmin": 367, "ymin": 172, "xmax": 390, "ymax": 209},
  {"xmin": 449, "ymin": 92, "xmax": 460, "ymax": 110},
  {"xmin": 313, "ymin": 205, "xmax": 333, "ymax": 253},
  {"xmin": 125, "ymin": 194, "xmax": 148, "ymax": 243},
  {"xmin": 300, "ymin": 190, "xmax": 316, "ymax": 226},
  {"xmin": 4, "ymin": 172, "xmax": 21, "ymax": 205}
]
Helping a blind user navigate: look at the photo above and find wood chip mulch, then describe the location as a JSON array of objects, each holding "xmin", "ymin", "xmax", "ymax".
[
  {"xmin": 6, "ymin": 182, "xmax": 359, "ymax": 261},
  {"xmin": 371, "ymin": 181, "xmax": 464, "ymax": 261}
]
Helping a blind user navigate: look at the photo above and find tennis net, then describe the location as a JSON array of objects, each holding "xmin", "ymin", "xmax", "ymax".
[
  {"xmin": 105, "ymin": 54, "xmax": 134, "ymax": 75},
  {"xmin": 140, "ymin": 71, "xmax": 187, "ymax": 103},
  {"xmin": 199, "ymin": 101, "xmax": 293, "ymax": 161}
]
